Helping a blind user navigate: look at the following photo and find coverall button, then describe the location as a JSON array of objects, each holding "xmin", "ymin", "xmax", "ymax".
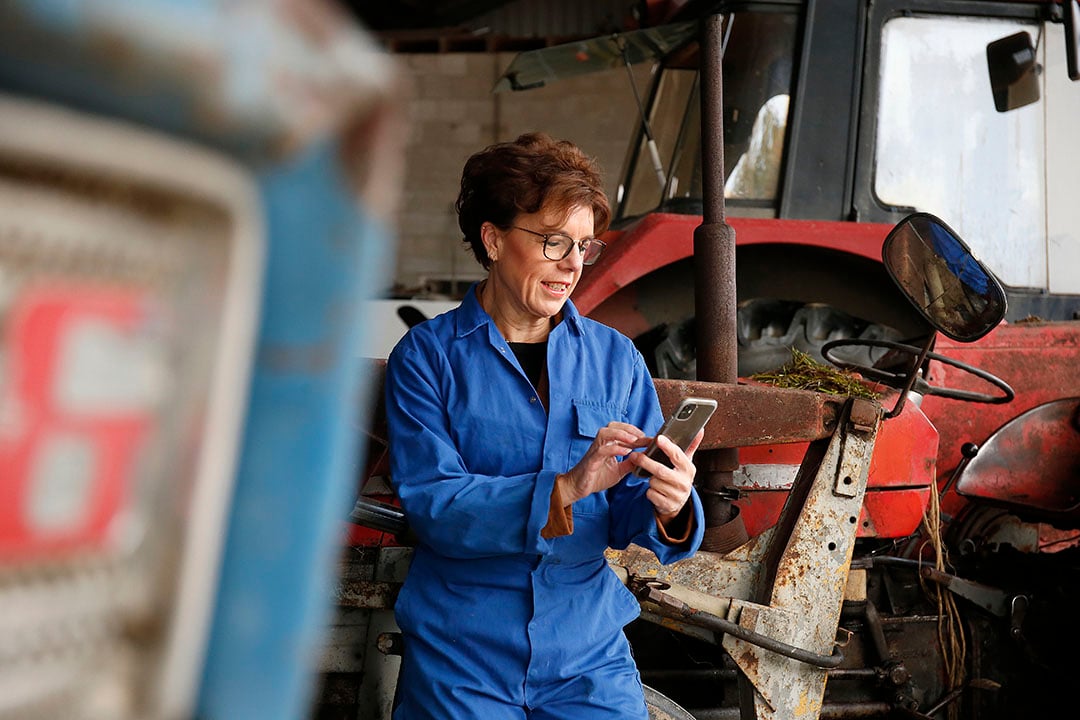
[{"xmin": 529, "ymin": 397, "xmax": 537, "ymax": 403}]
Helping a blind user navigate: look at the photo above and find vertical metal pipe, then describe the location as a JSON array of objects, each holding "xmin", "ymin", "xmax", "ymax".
[
  {"xmin": 697, "ymin": 14, "xmax": 730, "ymax": 233},
  {"xmin": 693, "ymin": 14, "xmax": 742, "ymax": 550}
]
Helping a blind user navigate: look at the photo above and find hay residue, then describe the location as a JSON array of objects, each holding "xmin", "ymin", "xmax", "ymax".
[{"xmin": 750, "ymin": 348, "xmax": 880, "ymax": 400}]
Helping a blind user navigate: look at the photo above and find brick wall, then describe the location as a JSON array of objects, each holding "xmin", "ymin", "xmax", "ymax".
[{"xmin": 391, "ymin": 52, "xmax": 651, "ymax": 295}]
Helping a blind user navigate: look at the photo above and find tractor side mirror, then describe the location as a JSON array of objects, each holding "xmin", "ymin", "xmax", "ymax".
[
  {"xmin": 882, "ymin": 213, "xmax": 1007, "ymax": 342},
  {"xmin": 987, "ymin": 31, "xmax": 1041, "ymax": 112},
  {"xmin": 987, "ymin": 0, "xmax": 1080, "ymax": 107}
]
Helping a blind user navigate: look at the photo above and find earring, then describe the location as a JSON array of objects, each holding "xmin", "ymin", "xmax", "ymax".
[{"xmin": 481, "ymin": 222, "xmax": 501, "ymax": 264}]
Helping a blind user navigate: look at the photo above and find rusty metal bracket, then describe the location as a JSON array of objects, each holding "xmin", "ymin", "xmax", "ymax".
[
  {"xmin": 631, "ymin": 579, "xmax": 844, "ymax": 669},
  {"xmin": 724, "ymin": 398, "xmax": 881, "ymax": 718},
  {"xmin": 831, "ymin": 402, "xmax": 880, "ymax": 498}
]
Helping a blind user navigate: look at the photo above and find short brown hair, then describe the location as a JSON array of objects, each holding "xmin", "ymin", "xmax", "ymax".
[{"xmin": 455, "ymin": 132, "xmax": 610, "ymax": 269}]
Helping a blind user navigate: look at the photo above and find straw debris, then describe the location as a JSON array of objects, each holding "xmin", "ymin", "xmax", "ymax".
[{"xmin": 750, "ymin": 348, "xmax": 880, "ymax": 400}]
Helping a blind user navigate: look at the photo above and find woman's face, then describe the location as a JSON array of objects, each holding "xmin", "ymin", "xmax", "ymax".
[{"xmin": 483, "ymin": 203, "xmax": 593, "ymax": 329}]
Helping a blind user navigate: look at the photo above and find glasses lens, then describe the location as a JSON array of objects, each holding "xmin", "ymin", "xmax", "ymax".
[
  {"xmin": 541, "ymin": 234, "xmax": 576, "ymax": 261},
  {"xmin": 582, "ymin": 239, "xmax": 605, "ymax": 266}
]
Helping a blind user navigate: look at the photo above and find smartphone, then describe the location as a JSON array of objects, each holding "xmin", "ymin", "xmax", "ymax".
[{"xmin": 633, "ymin": 397, "xmax": 718, "ymax": 478}]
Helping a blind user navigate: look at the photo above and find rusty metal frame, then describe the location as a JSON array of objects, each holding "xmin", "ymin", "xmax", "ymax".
[{"xmin": 653, "ymin": 379, "xmax": 845, "ymax": 448}]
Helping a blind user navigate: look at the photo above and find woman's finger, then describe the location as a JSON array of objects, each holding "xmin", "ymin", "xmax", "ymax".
[
  {"xmin": 649, "ymin": 468, "xmax": 692, "ymax": 497},
  {"xmin": 646, "ymin": 487, "xmax": 686, "ymax": 516},
  {"xmin": 599, "ymin": 423, "xmax": 648, "ymax": 448},
  {"xmin": 683, "ymin": 429, "xmax": 705, "ymax": 460},
  {"xmin": 605, "ymin": 421, "xmax": 645, "ymax": 435},
  {"xmin": 654, "ymin": 434, "xmax": 696, "ymax": 473}
]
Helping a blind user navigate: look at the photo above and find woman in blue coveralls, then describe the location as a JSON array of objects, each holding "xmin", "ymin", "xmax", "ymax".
[{"xmin": 385, "ymin": 132, "xmax": 706, "ymax": 719}]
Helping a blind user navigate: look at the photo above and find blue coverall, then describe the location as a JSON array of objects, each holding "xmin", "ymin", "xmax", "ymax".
[{"xmin": 385, "ymin": 284, "xmax": 706, "ymax": 719}]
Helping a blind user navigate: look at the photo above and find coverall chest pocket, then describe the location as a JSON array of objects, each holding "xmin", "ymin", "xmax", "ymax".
[{"xmin": 569, "ymin": 400, "xmax": 625, "ymax": 516}]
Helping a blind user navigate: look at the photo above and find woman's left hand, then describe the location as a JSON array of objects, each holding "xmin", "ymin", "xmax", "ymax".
[{"xmin": 635, "ymin": 431, "xmax": 702, "ymax": 520}]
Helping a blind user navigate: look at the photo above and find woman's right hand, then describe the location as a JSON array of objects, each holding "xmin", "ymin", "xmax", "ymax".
[{"xmin": 556, "ymin": 422, "xmax": 649, "ymax": 505}]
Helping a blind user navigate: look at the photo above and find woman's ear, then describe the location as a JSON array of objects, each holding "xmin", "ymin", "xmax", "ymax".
[{"xmin": 481, "ymin": 222, "xmax": 501, "ymax": 263}]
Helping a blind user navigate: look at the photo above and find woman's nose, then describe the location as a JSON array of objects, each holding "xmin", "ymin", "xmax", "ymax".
[{"xmin": 559, "ymin": 246, "xmax": 585, "ymax": 270}]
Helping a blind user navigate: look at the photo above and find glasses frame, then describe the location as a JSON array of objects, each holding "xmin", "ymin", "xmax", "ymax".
[{"xmin": 511, "ymin": 225, "xmax": 607, "ymax": 266}]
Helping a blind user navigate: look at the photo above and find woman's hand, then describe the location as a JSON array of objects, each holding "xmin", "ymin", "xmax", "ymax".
[
  {"xmin": 634, "ymin": 430, "xmax": 703, "ymax": 520},
  {"xmin": 557, "ymin": 422, "xmax": 648, "ymax": 505}
]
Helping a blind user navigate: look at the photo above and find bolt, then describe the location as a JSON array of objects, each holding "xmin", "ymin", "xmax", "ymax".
[
  {"xmin": 377, "ymin": 632, "xmax": 403, "ymax": 656},
  {"xmin": 887, "ymin": 662, "xmax": 911, "ymax": 686}
]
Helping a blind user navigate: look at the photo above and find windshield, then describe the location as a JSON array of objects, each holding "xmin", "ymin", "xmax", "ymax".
[
  {"xmin": 874, "ymin": 14, "xmax": 1045, "ymax": 290},
  {"xmin": 617, "ymin": 11, "xmax": 798, "ymax": 220}
]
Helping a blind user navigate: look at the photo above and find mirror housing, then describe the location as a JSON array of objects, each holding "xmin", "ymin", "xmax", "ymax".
[
  {"xmin": 882, "ymin": 213, "xmax": 1007, "ymax": 342},
  {"xmin": 987, "ymin": 31, "xmax": 1041, "ymax": 111}
]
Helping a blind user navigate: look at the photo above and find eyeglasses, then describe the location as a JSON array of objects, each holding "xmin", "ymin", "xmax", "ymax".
[{"xmin": 512, "ymin": 226, "xmax": 607, "ymax": 266}]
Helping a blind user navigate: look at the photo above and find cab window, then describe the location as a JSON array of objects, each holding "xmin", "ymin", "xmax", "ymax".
[
  {"xmin": 617, "ymin": 11, "xmax": 798, "ymax": 221},
  {"xmin": 874, "ymin": 15, "xmax": 1045, "ymax": 289}
]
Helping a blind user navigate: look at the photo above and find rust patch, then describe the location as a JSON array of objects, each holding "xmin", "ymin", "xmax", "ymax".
[
  {"xmin": 848, "ymin": 398, "xmax": 881, "ymax": 432},
  {"xmin": 334, "ymin": 580, "xmax": 399, "ymax": 609},
  {"xmin": 736, "ymin": 646, "xmax": 760, "ymax": 677}
]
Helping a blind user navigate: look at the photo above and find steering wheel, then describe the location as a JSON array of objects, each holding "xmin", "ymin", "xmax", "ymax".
[{"xmin": 821, "ymin": 338, "xmax": 1014, "ymax": 404}]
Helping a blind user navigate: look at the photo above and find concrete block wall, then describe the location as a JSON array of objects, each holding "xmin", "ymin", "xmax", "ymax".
[{"xmin": 391, "ymin": 52, "xmax": 652, "ymax": 295}]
